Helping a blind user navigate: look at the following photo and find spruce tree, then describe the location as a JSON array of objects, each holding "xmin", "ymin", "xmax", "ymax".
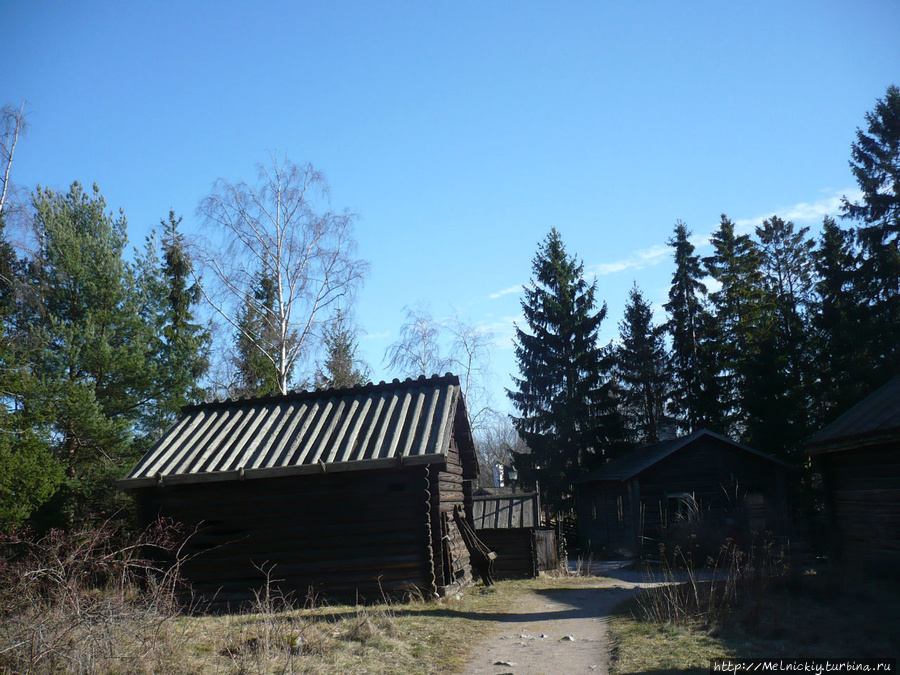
[
  {"xmin": 316, "ymin": 308, "xmax": 369, "ymax": 389},
  {"xmin": 842, "ymin": 85, "xmax": 900, "ymax": 380},
  {"xmin": 159, "ymin": 212, "xmax": 210, "ymax": 412},
  {"xmin": 135, "ymin": 212, "xmax": 210, "ymax": 440},
  {"xmin": 664, "ymin": 221, "xmax": 718, "ymax": 433},
  {"xmin": 746, "ymin": 216, "xmax": 816, "ymax": 458},
  {"xmin": 703, "ymin": 215, "xmax": 768, "ymax": 438},
  {"xmin": 811, "ymin": 216, "xmax": 869, "ymax": 422},
  {"xmin": 233, "ymin": 274, "xmax": 282, "ymax": 397},
  {"xmin": 507, "ymin": 229, "xmax": 622, "ymax": 515},
  {"xmin": 616, "ymin": 283, "xmax": 670, "ymax": 444}
]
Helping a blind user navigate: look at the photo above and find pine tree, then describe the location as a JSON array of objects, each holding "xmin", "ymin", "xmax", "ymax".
[
  {"xmin": 842, "ymin": 84, "xmax": 900, "ymax": 380},
  {"xmin": 316, "ymin": 308, "xmax": 369, "ymax": 389},
  {"xmin": 0, "ymin": 210, "xmax": 63, "ymax": 530},
  {"xmin": 28, "ymin": 182, "xmax": 150, "ymax": 525},
  {"xmin": 507, "ymin": 229, "xmax": 622, "ymax": 515},
  {"xmin": 616, "ymin": 283, "xmax": 670, "ymax": 445},
  {"xmin": 664, "ymin": 221, "xmax": 718, "ymax": 433}
]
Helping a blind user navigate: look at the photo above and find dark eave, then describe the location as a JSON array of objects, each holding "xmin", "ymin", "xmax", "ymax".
[{"xmin": 806, "ymin": 376, "xmax": 900, "ymax": 454}]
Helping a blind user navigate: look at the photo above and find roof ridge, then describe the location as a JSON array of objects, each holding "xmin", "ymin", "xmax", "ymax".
[
  {"xmin": 806, "ymin": 374, "xmax": 900, "ymax": 449},
  {"xmin": 183, "ymin": 372, "xmax": 462, "ymax": 413},
  {"xmin": 576, "ymin": 429, "xmax": 791, "ymax": 483}
]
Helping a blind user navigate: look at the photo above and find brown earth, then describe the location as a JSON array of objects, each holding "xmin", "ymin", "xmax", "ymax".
[{"xmin": 460, "ymin": 575, "xmax": 656, "ymax": 675}]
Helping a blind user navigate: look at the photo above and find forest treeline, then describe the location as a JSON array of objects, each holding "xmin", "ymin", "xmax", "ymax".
[
  {"xmin": 509, "ymin": 86, "xmax": 900, "ymax": 514},
  {"xmin": 0, "ymin": 86, "xmax": 897, "ymax": 530}
]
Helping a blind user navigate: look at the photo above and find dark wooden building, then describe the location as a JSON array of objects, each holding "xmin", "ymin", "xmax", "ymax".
[
  {"xmin": 471, "ymin": 491, "xmax": 558, "ymax": 578},
  {"xmin": 806, "ymin": 376, "xmax": 900, "ymax": 576},
  {"xmin": 118, "ymin": 374, "xmax": 480, "ymax": 604},
  {"xmin": 575, "ymin": 429, "xmax": 791, "ymax": 556}
]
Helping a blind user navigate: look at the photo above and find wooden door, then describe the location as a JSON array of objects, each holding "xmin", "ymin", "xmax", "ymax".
[{"xmin": 534, "ymin": 530, "xmax": 558, "ymax": 571}]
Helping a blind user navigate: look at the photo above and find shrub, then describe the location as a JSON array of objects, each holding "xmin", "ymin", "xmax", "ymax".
[
  {"xmin": 0, "ymin": 519, "xmax": 189, "ymax": 674},
  {"xmin": 637, "ymin": 536, "xmax": 789, "ymax": 628}
]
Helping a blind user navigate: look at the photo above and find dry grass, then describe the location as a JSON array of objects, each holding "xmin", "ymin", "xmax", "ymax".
[
  {"xmin": 2, "ymin": 526, "xmax": 574, "ymax": 675},
  {"xmin": 634, "ymin": 539, "xmax": 786, "ymax": 627},
  {"xmin": 22, "ymin": 524, "xmax": 873, "ymax": 675},
  {"xmin": 175, "ymin": 579, "xmax": 543, "ymax": 675},
  {"xmin": 608, "ymin": 614, "xmax": 734, "ymax": 675},
  {"xmin": 608, "ymin": 565, "xmax": 900, "ymax": 674}
]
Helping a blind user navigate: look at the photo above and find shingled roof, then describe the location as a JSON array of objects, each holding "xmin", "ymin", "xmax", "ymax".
[
  {"xmin": 575, "ymin": 429, "xmax": 791, "ymax": 483},
  {"xmin": 806, "ymin": 375, "xmax": 900, "ymax": 454},
  {"xmin": 119, "ymin": 373, "xmax": 473, "ymax": 489}
]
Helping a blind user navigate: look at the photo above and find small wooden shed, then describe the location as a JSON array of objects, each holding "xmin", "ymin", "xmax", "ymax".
[
  {"xmin": 471, "ymin": 491, "xmax": 558, "ymax": 578},
  {"xmin": 575, "ymin": 429, "xmax": 791, "ymax": 556},
  {"xmin": 806, "ymin": 376, "xmax": 900, "ymax": 576},
  {"xmin": 118, "ymin": 374, "xmax": 480, "ymax": 605}
]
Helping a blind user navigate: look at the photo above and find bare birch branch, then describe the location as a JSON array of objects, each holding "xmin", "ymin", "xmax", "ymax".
[
  {"xmin": 0, "ymin": 100, "xmax": 28, "ymax": 222},
  {"xmin": 195, "ymin": 154, "xmax": 368, "ymax": 395}
]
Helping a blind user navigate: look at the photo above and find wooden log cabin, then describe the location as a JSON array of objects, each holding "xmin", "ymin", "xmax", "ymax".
[
  {"xmin": 118, "ymin": 374, "xmax": 480, "ymax": 605},
  {"xmin": 806, "ymin": 376, "xmax": 900, "ymax": 577},
  {"xmin": 575, "ymin": 429, "xmax": 792, "ymax": 557}
]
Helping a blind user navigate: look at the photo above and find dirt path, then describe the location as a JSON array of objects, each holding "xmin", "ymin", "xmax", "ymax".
[{"xmin": 460, "ymin": 577, "xmax": 653, "ymax": 675}]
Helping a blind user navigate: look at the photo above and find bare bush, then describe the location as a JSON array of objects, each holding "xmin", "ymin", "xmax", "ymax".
[
  {"xmin": 637, "ymin": 537, "xmax": 789, "ymax": 628},
  {"xmin": 0, "ymin": 520, "xmax": 190, "ymax": 674}
]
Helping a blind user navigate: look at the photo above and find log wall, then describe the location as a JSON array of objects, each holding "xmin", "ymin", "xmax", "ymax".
[
  {"xmin": 475, "ymin": 529, "xmax": 536, "ymax": 579},
  {"xmin": 819, "ymin": 441, "xmax": 900, "ymax": 576},
  {"xmin": 135, "ymin": 466, "xmax": 433, "ymax": 606},
  {"xmin": 636, "ymin": 437, "xmax": 789, "ymax": 538},
  {"xmin": 429, "ymin": 434, "xmax": 474, "ymax": 594}
]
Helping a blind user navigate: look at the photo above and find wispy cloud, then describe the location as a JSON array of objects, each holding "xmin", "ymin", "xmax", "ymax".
[
  {"xmin": 489, "ymin": 285, "xmax": 522, "ymax": 300},
  {"xmin": 689, "ymin": 233, "xmax": 711, "ymax": 249},
  {"xmin": 675, "ymin": 190, "xmax": 861, "ymax": 251},
  {"xmin": 588, "ymin": 244, "xmax": 670, "ymax": 277},
  {"xmin": 734, "ymin": 189, "xmax": 860, "ymax": 233},
  {"xmin": 479, "ymin": 314, "xmax": 522, "ymax": 350},
  {"xmin": 363, "ymin": 330, "xmax": 391, "ymax": 340}
]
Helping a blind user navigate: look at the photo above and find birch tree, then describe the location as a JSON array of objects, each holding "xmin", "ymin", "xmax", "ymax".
[
  {"xmin": 384, "ymin": 303, "xmax": 451, "ymax": 379},
  {"xmin": 197, "ymin": 155, "xmax": 368, "ymax": 395},
  {"xmin": 0, "ymin": 100, "xmax": 27, "ymax": 222},
  {"xmin": 446, "ymin": 314, "xmax": 495, "ymax": 430}
]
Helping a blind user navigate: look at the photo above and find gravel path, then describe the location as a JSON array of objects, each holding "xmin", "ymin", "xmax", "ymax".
[{"xmin": 460, "ymin": 577, "xmax": 654, "ymax": 675}]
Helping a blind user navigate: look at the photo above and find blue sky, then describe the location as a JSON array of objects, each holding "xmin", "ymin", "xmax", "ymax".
[{"xmin": 3, "ymin": 1, "xmax": 898, "ymax": 412}]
